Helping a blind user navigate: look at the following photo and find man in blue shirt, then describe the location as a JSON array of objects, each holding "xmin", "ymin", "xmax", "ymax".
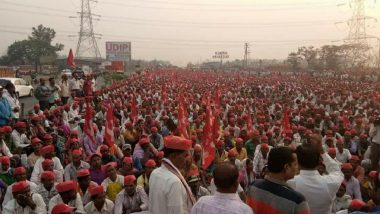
[{"xmin": 0, "ymin": 86, "xmax": 12, "ymax": 126}]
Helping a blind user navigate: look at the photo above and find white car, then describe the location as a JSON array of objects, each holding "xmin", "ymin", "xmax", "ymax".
[{"xmin": 0, "ymin": 78, "xmax": 34, "ymax": 97}]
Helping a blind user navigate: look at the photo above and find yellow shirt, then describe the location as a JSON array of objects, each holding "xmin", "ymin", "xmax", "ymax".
[
  {"xmin": 231, "ymin": 147, "xmax": 247, "ymax": 161},
  {"xmin": 215, "ymin": 150, "xmax": 228, "ymax": 163},
  {"xmin": 137, "ymin": 174, "xmax": 149, "ymax": 188}
]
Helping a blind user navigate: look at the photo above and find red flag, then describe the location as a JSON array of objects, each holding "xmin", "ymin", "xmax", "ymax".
[
  {"xmin": 212, "ymin": 110, "xmax": 220, "ymax": 142},
  {"xmin": 202, "ymin": 102, "xmax": 215, "ymax": 170},
  {"xmin": 131, "ymin": 96, "xmax": 138, "ymax": 123},
  {"xmin": 66, "ymin": 49, "xmax": 76, "ymax": 68},
  {"xmin": 177, "ymin": 95, "xmax": 189, "ymax": 139},
  {"xmin": 162, "ymin": 82, "xmax": 168, "ymax": 104},
  {"xmin": 104, "ymin": 102, "xmax": 115, "ymax": 146},
  {"xmin": 282, "ymin": 108, "xmax": 291, "ymax": 135},
  {"xmin": 84, "ymin": 103, "xmax": 96, "ymax": 144},
  {"xmin": 342, "ymin": 112, "xmax": 351, "ymax": 130}
]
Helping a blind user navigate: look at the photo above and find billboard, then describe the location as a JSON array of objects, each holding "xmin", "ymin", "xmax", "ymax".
[{"xmin": 106, "ymin": 42, "xmax": 131, "ymax": 61}]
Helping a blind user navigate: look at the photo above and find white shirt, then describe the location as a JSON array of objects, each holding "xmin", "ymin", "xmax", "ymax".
[
  {"xmin": 3, "ymin": 181, "xmax": 38, "ymax": 208},
  {"xmin": 191, "ymin": 191, "xmax": 253, "ymax": 214},
  {"xmin": 3, "ymin": 192, "xmax": 46, "ymax": 214},
  {"xmin": 336, "ymin": 148, "xmax": 351, "ymax": 163},
  {"xmin": 84, "ymin": 198, "xmax": 114, "ymax": 214},
  {"xmin": 11, "ymin": 130, "xmax": 30, "ymax": 148},
  {"xmin": 288, "ymin": 153, "xmax": 344, "ymax": 214},
  {"xmin": 0, "ymin": 140, "xmax": 13, "ymax": 157},
  {"xmin": 149, "ymin": 161, "xmax": 192, "ymax": 214},
  {"xmin": 369, "ymin": 125, "xmax": 380, "ymax": 144},
  {"xmin": 31, "ymin": 157, "xmax": 63, "ymax": 184},
  {"xmin": 48, "ymin": 193, "xmax": 85, "ymax": 214}
]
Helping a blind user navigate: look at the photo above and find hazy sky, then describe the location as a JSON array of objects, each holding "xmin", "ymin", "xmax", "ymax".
[{"xmin": 0, "ymin": 0, "xmax": 379, "ymax": 66}]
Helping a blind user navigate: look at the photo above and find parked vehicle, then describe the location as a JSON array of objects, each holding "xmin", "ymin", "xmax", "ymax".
[{"xmin": 0, "ymin": 78, "xmax": 34, "ymax": 97}]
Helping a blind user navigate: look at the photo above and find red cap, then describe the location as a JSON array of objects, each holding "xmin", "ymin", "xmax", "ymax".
[
  {"xmin": 88, "ymin": 185, "xmax": 104, "ymax": 196},
  {"xmin": 156, "ymin": 151, "xmax": 164, "ymax": 158},
  {"xmin": 261, "ymin": 135, "xmax": 269, "ymax": 141},
  {"xmin": 164, "ymin": 136, "xmax": 192, "ymax": 150},
  {"xmin": 350, "ymin": 199, "xmax": 366, "ymax": 210},
  {"xmin": 72, "ymin": 149, "xmax": 82, "ymax": 156},
  {"xmin": 51, "ymin": 204, "xmax": 75, "ymax": 214},
  {"xmin": 41, "ymin": 171, "xmax": 55, "ymax": 180},
  {"xmin": 328, "ymin": 148, "xmax": 336, "ymax": 155},
  {"xmin": 2, "ymin": 126, "xmax": 12, "ymax": 132},
  {"xmin": 34, "ymin": 104, "xmax": 40, "ymax": 109},
  {"xmin": 123, "ymin": 157, "xmax": 133, "ymax": 164},
  {"xmin": 350, "ymin": 155, "xmax": 360, "ymax": 161},
  {"xmin": 14, "ymin": 122, "xmax": 27, "ymax": 129},
  {"xmin": 43, "ymin": 134, "xmax": 53, "ymax": 140},
  {"xmin": 223, "ymin": 130, "xmax": 230, "ymax": 137},
  {"xmin": 139, "ymin": 138, "xmax": 150, "ymax": 145},
  {"xmin": 77, "ymin": 169, "xmax": 90, "ymax": 178},
  {"xmin": 125, "ymin": 122, "xmax": 132, "ymax": 128},
  {"xmin": 13, "ymin": 167, "xmax": 26, "ymax": 176},
  {"xmin": 194, "ymin": 144, "xmax": 202, "ymax": 152},
  {"xmin": 341, "ymin": 163, "xmax": 353, "ymax": 170},
  {"xmin": 369, "ymin": 171, "xmax": 377, "ymax": 178},
  {"xmin": 12, "ymin": 181, "xmax": 29, "ymax": 193},
  {"xmin": 0, "ymin": 156, "xmax": 10, "ymax": 165},
  {"xmin": 215, "ymin": 140, "xmax": 224, "ymax": 147},
  {"xmin": 31, "ymin": 115, "xmax": 41, "ymax": 121},
  {"xmin": 100, "ymin": 145, "xmax": 109, "ymax": 151},
  {"xmin": 235, "ymin": 138, "xmax": 244, "ymax": 144},
  {"xmin": 261, "ymin": 143, "xmax": 269, "ymax": 150},
  {"xmin": 70, "ymin": 130, "xmax": 79, "ymax": 136},
  {"xmin": 103, "ymin": 161, "xmax": 117, "ymax": 172},
  {"xmin": 56, "ymin": 181, "xmax": 77, "ymax": 193},
  {"xmin": 31, "ymin": 137, "xmax": 42, "ymax": 145},
  {"xmin": 151, "ymin": 127, "xmax": 158, "ymax": 132},
  {"xmin": 42, "ymin": 159, "xmax": 54, "ymax": 168},
  {"xmin": 40, "ymin": 145, "xmax": 55, "ymax": 155},
  {"xmin": 360, "ymin": 134, "xmax": 367, "ymax": 139},
  {"xmin": 228, "ymin": 149, "xmax": 237, "ymax": 157},
  {"xmin": 145, "ymin": 159, "xmax": 156, "ymax": 168},
  {"xmin": 124, "ymin": 175, "xmax": 136, "ymax": 185}
]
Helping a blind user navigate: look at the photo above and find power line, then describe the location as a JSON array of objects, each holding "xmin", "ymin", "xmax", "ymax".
[{"xmin": 75, "ymin": 0, "xmax": 101, "ymax": 58}]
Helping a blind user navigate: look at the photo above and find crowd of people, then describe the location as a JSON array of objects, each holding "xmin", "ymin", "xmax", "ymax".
[{"xmin": 0, "ymin": 69, "xmax": 379, "ymax": 214}]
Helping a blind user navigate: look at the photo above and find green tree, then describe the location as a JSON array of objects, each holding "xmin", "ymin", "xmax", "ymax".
[
  {"xmin": 287, "ymin": 52, "xmax": 302, "ymax": 71},
  {"xmin": 297, "ymin": 46, "xmax": 318, "ymax": 70},
  {"xmin": 1, "ymin": 25, "xmax": 63, "ymax": 70}
]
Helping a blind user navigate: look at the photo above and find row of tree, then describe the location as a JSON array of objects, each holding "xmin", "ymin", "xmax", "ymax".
[
  {"xmin": 286, "ymin": 44, "xmax": 374, "ymax": 72},
  {"xmin": 0, "ymin": 25, "xmax": 63, "ymax": 71}
]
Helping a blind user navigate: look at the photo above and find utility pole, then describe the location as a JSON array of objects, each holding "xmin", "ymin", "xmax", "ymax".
[
  {"xmin": 74, "ymin": 0, "xmax": 101, "ymax": 58},
  {"xmin": 340, "ymin": 0, "xmax": 377, "ymax": 69},
  {"xmin": 243, "ymin": 43, "xmax": 250, "ymax": 69}
]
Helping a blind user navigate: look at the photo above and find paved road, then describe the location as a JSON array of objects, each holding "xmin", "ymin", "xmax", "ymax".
[{"xmin": 19, "ymin": 76, "xmax": 105, "ymax": 116}]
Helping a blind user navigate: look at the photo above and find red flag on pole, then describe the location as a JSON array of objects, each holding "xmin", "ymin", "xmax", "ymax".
[
  {"xmin": 67, "ymin": 49, "xmax": 76, "ymax": 68},
  {"xmin": 202, "ymin": 102, "xmax": 215, "ymax": 170},
  {"xmin": 84, "ymin": 103, "xmax": 96, "ymax": 144},
  {"xmin": 104, "ymin": 102, "xmax": 115, "ymax": 146},
  {"xmin": 131, "ymin": 96, "xmax": 138, "ymax": 124},
  {"xmin": 177, "ymin": 95, "xmax": 189, "ymax": 139}
]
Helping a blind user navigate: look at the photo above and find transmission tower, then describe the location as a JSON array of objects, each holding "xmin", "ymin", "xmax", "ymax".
[
  {"xmin": 243, "ymin": 43, "xmax": 250, "ymax": 68},
  {"xmin": 75, "ymin": 0, "xmax": 101, "ymax": 58},
  {"xmin": 343, "ymin": 0, "xmax": 377, "ymax": 68}
]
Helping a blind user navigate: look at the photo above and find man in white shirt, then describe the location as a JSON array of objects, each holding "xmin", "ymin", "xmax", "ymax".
[
  {"xmin": 114, "ymin": 175, "xmax": 149, "ymax": 213},
  {"xmin": 31, "ymin": 145, "xmax": 64, "ymax": 184},
  {"xmin": 336, "ymin": 139, "xmax": 351, "ymax": 163},
  {"xmin": 11, "ymin": 121, "xmax": 30, "ymax": 149},
  {"xmin": 3, "ymin": 167, "xmax": 38, "ymax": 208},
  {"xmin": 3, "ymin": 181, "xmax": 46, "ymax": 214},
  {"xmin": 288, "ymin": 134, "xmax": 344, "ymax": 214},
  {"xmin": 191, "ymin": 162, "xmax": 253, "ymax": 214},
  {"xmin": 48, "ymin": 180, "xmax": 85, "ymax": 214},
  {"xmin": 149, "ymin": 135, "xmax": 195, "ymax": 214},
  {"xmin": 369, "ymin": 119, "xmax": 380, "ymax": 170},
  {"xmin": 84, "ymin": 185, "xmax": 114, "ymax": 214}
]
